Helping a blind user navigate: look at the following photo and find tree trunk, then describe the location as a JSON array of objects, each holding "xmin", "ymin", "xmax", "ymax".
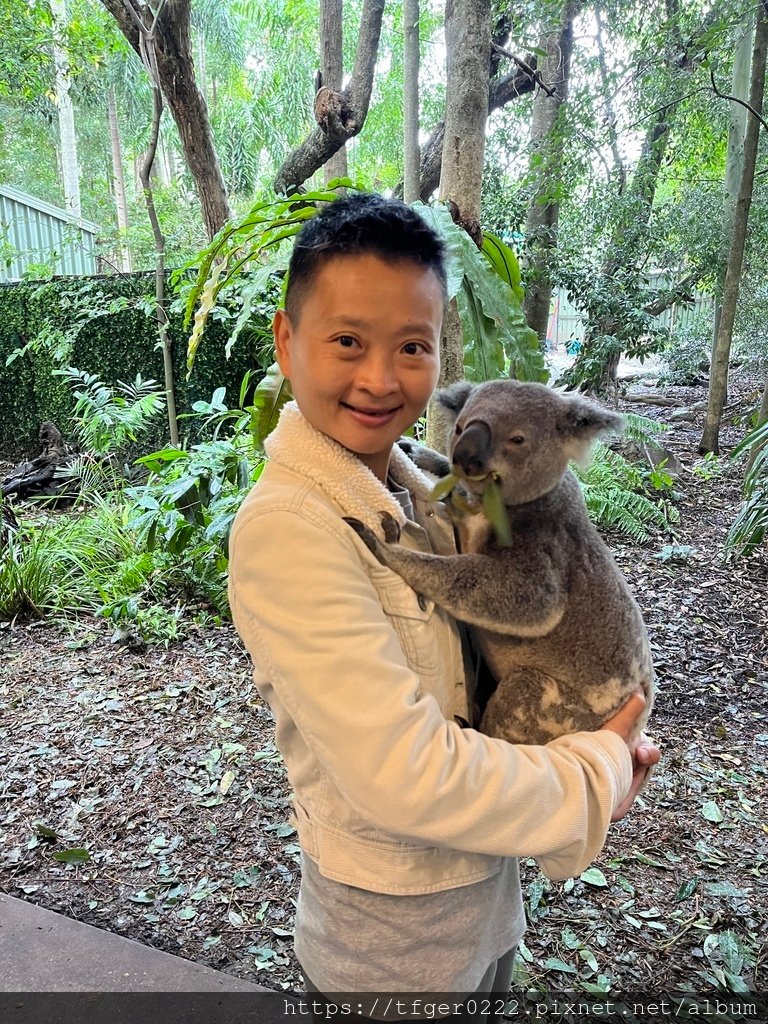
[
  {"xmin": 425, "ymin": 0, "xmax": 491, "ymax": 453},
  {"xmin": 140, "ymin": 84, "xmax": 179, "ymax": 448},
  {"xmin": 402, "ymin": 0, "xmax": 420, "ymax": 204},
  {"xmin": 99, "ymin": 0, "xmax": 232, "ymax": 240},
  {"xmin": 196, "ymin": 27, "xmax": 208, "ymax": 107},
  {"xmin": 595, "ymin": 8, "xmax": 625, "ymax": 192},
  {"xmin": 400, "ymin": 51, "xmax": 537, "ymax": 202},
  {"xmin": 712, "ymin": 16, "xmax": 753, "ymax": 351},
  {"xmin": 50, "ymin": 0, "xmax": 81, "ymax": 218},
  {"xmin": 320, "ymin": 0, "xmax": 348, "ymax": 184},
  {"xmin": 522, "ymin": 2, "xmax": 578, "ymax": 346},
  {"xmin": 107, "ymin": 86, "xmax": 131, "ymax": 272},
  {"xmin": 700, "ymin": 4, "xmax": 768, "ymax": 455},
  {"xmin": 274, "ymin": 0, "xmax": 385, "ymax": 195}
]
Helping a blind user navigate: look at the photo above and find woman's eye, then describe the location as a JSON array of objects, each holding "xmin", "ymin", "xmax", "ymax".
[
  {"xmin": 402, "ymin": 342, "xmax": 425, "ymax": 355},
  {"xmin": 336, "ymin": 335, "xmax": 357, "ymax": 348}
]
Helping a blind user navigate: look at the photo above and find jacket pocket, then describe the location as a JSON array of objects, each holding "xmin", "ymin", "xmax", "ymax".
[{"xmin": 373, "ymin": 571, "xmax": 439, "ymax": 674}]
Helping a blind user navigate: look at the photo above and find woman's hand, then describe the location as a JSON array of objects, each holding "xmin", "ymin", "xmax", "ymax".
[{"xmin": 600, "ymin": 692, "xmax": 660, "ymax": 822}]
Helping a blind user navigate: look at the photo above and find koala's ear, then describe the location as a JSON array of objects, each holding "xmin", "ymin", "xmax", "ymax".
[
  {"xmin": 560, "ymin": 395, "xmax": 624, "ymax": 439},
  {"xmin": 559, "ymin": 396, "xmax": 624, "ymax": 463},
  {"xmin": 436, "ymin": 381, "xmax": 475, "ymax": 423}
]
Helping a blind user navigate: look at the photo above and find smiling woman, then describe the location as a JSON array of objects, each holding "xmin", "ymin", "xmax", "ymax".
[{"xmin": 227, "ymin": 193, "xmax": 653, "ymax": 1018}]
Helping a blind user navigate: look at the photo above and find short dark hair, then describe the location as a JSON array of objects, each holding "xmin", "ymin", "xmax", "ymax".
[{"xmin": 284, "ymin": 192, "xmax": 447, "ymax": 321}]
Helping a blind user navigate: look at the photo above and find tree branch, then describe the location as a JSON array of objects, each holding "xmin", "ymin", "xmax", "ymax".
[
  {"xmin": 710, "ymin": 66, "xmax": 768, "ymax": 135},
  {"xmin": 643, "ymin": 272, "xmax": 699, "ymax": 316},
  {"xmin": 273, "ymin": 0, "xmax": 385, "ymax": 194},
  {"xmin": 491, "ymin": 44, "xmax": 555, "ymax": 96}
]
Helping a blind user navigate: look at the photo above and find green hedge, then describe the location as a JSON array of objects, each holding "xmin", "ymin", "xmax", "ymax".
[{"xmin": 0, "ymin": 273, "xmax": 265, "ymax": 453}]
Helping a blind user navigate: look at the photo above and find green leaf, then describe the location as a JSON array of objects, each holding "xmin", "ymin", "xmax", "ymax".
[
  {"xmin": 53, "ymin": 847, "xmax": 90, "ymax": 864},
  {"xmin": 718, "ymin": 930, "xmax": 745, "ymax": 975},
  {"xmin": 224, "ymin": 261, "xmax": 285, "ymax": 362},
  {"xmin": 412, "ymin": 203, "xmax": 465, "ymax": 300},
  {"xmin": 543, "ymin": 957, "xmax": 577, "ymax": 974},
  {"xmin": 429, "ymin": 473, "xmax": 460, "ymax": 501},
  {"xmin": 176, "ymin": 906, "xmax": 198, "ymax": 920},
  {"xmin": 701, "ymin": 801, "xmax": 724, "ymax": 823},
  {"xmin": 580, "ymin": 867, "xmax": 609, "ymax": 887},
  {"xmin": 251, "ymin": 363, "xmax": 293, "ymax": 446},
  {"xmin": 674, "ymin": 877, "xmax": 699, "ymax": 902},
  {"xmin": 482, "ymin": 478, "xmax": 511, "ymax": 546},
  {"xmin": 129, "ymin": 891, "xmax": 156, "ymax": 904},
  {"xmin": 579, "ymin": 948, "xmax": 599, "ymax": 972},
  {"xmin": 32, "ymin": 822, "xmax": 59, "ymax": 840},
  {"xmin": 481, "ymin": 231, "xmax": 523, "ymax": 303}
]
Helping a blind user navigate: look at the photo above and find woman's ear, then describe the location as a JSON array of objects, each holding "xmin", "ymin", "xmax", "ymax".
[{"xmin": 273, "ymin": 309, "xmax": 292, "ymax": 378}]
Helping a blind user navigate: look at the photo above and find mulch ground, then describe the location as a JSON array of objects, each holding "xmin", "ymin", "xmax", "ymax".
[{"xmin": 1, "ymin": 369, "xmax": 766, "ymax": 1006}]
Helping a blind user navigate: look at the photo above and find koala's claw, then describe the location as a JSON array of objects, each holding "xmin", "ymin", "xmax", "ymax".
[
  {"xmin": 343, "ymin": 517, "xmax": 380, "ymax": 554},
  {"xmin": 380, "ymin": 512, "xmax": 401, "ymax": 543}
]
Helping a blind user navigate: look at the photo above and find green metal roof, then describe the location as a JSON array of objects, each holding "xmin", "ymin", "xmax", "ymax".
[{"xmin": 0, "ymin": 184, "xmax": 100, "ymax": 282}]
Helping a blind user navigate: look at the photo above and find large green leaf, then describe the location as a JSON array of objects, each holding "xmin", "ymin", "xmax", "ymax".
[
  {"xmin": 414, "ymin": 202, "xmax": 547, "ymax": 384},
  {"xmin": 251, "ymin": 363, "xmax": 293, "ymax": 447},
  {"xmin": 481, "ymin": 231, "xmax": 524, "ymax": 305},
  {"xmin": 412, "ymin": 203, "xmax": 465, "ymax": 301}
]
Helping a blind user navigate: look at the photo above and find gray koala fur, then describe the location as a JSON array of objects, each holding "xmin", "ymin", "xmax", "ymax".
[{"xmin": 347, "ymin": 379, "xmax": 654, "ymax": 745}]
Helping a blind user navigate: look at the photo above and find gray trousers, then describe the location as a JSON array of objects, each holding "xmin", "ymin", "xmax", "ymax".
[{"xmin": 302, "ymin": 946, "xmax": 516, "ymax": 1024}]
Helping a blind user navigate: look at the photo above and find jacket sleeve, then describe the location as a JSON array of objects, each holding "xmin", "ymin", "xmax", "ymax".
[{"xmin": 229, "ymin": 504, "xmax": 633, "ymax": 880}]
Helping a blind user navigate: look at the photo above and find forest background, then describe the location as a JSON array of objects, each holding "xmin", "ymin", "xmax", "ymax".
[{"xmin": 1, "ymin": 0, "xmax": 767, "ymax": 1010}]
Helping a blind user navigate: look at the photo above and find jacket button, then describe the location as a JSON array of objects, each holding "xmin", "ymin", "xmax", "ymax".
[{"xmin": 417, "ymin": 594, "xmax": 428, "ymax": 611}]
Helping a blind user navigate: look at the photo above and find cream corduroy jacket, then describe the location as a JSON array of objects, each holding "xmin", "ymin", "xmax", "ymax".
[{"xmin": 228, "ymin": 402, "xmax": 633, "ymax": 896}]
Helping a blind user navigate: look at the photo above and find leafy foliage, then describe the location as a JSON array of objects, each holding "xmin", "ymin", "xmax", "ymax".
[
  {"xmin": 661, "ymin": 312, "xmax": 712, "ymax": 385},
  {"xmin": 574, "ymin": 443, "xmax": 676, "ymax": 542},
  {"xmin": 413, "ymin": 202, "xmax": 547, "ymax": 383},
  {"xmin": 725, "ymin": 419, "xmax": 768, "ymax": 558},
  {"xmin": 54, "ymin": 367, "xmax": 165, "ymax": 457}
]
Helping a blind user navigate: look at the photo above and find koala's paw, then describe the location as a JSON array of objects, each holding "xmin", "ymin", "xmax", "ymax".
[
  {"xmin": 380, "ymin": 511, "xmax": 401, "ymax": 543},
  {"xmin": 343, "ymin": 517, "xmax": 382, "ymax": 556}
]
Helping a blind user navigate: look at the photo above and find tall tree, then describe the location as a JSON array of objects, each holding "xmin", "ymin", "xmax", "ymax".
[
  {"xmin": 273, "ymin": 0, "xmax": 385, "ymax": 194},
  {"xmin": 712, "ymin": 16, "xmax": 753, "ymax": 350},
  {"xmin": 107, "ymin": 85, "xmax": 131, "ymax": 271},
  {"xmin": 99, "ymin": 0, "xmax": 232, "ymax": 240},
  {"xmin": 522, "ymin": 1, "xmax": 579, "ymax": 345},
  {"xmin": 402, "ymin": 0, "xmax": 420, "ymax": 204},
  {"xmin": 50, "ymin": 0, "xmax": 81, "ymax": 217},
  {"xmin": 319, "ymin": 0, "xmax": 347, "ymax": 184},
  {"xmin": 700, "ymin": 2, "xmax": 768, "ymax": 455},
  {"xmin": 426, "ymin": 0, "xmax": 492, "ymax": 451}
]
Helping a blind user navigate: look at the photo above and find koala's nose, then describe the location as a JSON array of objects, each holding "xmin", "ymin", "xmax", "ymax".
[{"xmin": 452, "ymin": 422, "xmax": 491, "ymax": 478}]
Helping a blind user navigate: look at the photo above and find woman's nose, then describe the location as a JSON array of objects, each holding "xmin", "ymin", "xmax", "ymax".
[{"xmin": 357, "ymin": 356, "xmax": 398, "ymax": 393}]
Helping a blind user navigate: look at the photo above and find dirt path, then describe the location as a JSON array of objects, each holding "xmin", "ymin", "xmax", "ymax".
[{"xmin": 1, "ymin": 373, "xmax": 766, "ymax": 1002}]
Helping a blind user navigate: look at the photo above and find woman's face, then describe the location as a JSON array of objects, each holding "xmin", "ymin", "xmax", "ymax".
[{"xmin": 274, "ymin": 253, "xmax": 444, "ymax": 481}]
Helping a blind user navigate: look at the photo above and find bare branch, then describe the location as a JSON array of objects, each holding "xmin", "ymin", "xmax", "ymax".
[
  {"xmin": 710, "ymin": 67, "xmax": 768, "ymax": 135},
  {"xmin": 492, "ymin": 44, "xmax": 556, "ymax": 97}
]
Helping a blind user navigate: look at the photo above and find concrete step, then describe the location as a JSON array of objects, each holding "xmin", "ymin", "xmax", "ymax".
[{"xmin": 0, "ymin": 893, "xmax": 299, "ymax": 1022}]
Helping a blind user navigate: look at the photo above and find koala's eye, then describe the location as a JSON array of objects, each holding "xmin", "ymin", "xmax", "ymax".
[
  {"xmin": 508, "ymin": 434, "xmax": 525, "ymax": 445},
  {"xmin": 454, "ymin": 423, "xmax": 463, "ymax": 436}
]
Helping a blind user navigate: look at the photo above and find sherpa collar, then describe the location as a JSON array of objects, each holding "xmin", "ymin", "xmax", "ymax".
[{"xmin": 264, "ymin": 401, "xmax": 437, "ymax": 535}]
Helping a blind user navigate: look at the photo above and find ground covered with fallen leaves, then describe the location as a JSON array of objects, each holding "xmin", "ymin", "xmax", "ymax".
[{"xmin": 1, "ymin": 370, "xmax": 766, "ymax": 1007}]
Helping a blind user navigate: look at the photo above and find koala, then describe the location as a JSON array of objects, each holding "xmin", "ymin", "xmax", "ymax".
[{"xmin": 346, "ymin": 379, "xmax": 654, "ymax": 746}]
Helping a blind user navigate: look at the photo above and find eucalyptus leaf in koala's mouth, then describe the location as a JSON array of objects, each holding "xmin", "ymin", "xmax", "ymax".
[
  {"xmin": 482, "ymin": 475, "xmax": 512, "ymax": 547},
  {"xmin": 429, "ymin": 472, "xmax": 511, "ymax": 547}
]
